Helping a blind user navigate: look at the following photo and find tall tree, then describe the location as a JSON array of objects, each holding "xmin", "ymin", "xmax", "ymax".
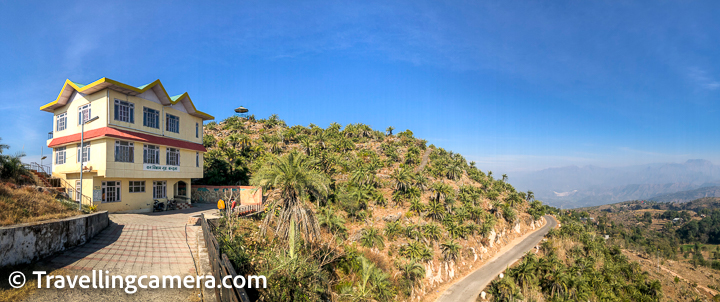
[
  {"xmin": 0, "ymin": 137, "xmax": 9, "ymax": 154},
  {"xmin": 397, "ymin": 260, "xmax": 425, "ymax": 299},
  {"xmin": 251, "ymin": 151, "xmax": 330, "ymax": 243}
]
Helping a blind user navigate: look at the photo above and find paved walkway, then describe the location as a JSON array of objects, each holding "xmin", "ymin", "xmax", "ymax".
[
  {"xmin": 45, "ymin": 224, "xmax": 196, "ymax": 276},
  {"xmin": 27, "ymin": 204, "xmax": 219, "ymax": 302},
  {"xmin": 436, "ymin": 215, "xmax": 557, "ymax": 302}
]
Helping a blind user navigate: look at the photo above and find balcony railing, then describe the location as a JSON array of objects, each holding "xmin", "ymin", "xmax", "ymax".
[{"xmin": 48, "ymin": 131, "xmax": 53, "ymax": 139}]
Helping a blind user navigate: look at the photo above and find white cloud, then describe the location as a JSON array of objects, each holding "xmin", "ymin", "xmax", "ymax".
[{"xmin": 687, "ymin": 67, "xmax": 720, "ymax": 90}]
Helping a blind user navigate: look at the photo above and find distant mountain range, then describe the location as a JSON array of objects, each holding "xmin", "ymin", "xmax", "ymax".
[
  {"xmin": 649, "ymin": 186, "xmax": 720, "ymax": 203},
  {"xmin": 511, "ymin": 159, "xmax": 720, "ymax": 208}
]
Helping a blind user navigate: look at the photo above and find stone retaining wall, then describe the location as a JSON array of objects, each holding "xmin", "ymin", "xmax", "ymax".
[{"xmin": 0, "ymin": 211, "xmax": 109, "ymax": 267}]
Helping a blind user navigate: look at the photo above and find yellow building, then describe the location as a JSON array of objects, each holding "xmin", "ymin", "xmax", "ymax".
[{"xmin": 40, "ymin": 78, "xmax": 214, "ymax": 213}]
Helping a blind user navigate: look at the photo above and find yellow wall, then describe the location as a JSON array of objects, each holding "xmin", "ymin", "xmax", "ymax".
[
  {"xmin": 52, "ymin": 138, "xmax": 108, "ymax": 177},
  {"xmin": 63, "ymin": 174, "xmax": 96, "ymax": 204},
  {"xmin": 50, "ymin": 90, "xmax": 108, "ymax": 140},
  {"xmin": 78, "ymin": 176, "xmax": 192, "ymax": 213},
  {"xmin": 106, "ymin": 89, "xmax": 204, "ymax": 145},
  {"xmin": 48, "ymin": 87, "xmax": 207, "ymax": 212},
  {"xmin": 104, "ymin": 138, "xmax": 203, "ymax": 179}
]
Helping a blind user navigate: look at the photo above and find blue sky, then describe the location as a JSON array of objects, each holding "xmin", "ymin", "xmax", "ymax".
[{"xmin": 1, "ymin": 1, "xmax": 719, "ymax": 174}]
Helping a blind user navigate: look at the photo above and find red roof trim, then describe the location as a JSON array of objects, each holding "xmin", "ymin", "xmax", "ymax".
[{"xmin": 48, "ymin": 127, "xmax": 207, "ymax": 152}]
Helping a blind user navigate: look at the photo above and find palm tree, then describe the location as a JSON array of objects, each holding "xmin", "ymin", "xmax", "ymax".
[
  {"xmin": 315, "ymin": 131, "xmax": 328, "ymax": 150},
  {"xmin": 397, "ymin": 260, "xmax": 425, "ymax": 299},
  {"xmin": 334, "ymin": 137, "xmax": 354, "ymax": 152},
  {"xmin": 446, "ymin": 222, "xmax": 466, "ymax": 239},
  {"xmin": 327, "ymin": 122, "xmax": 342, "ymax": 134},
  {"xmin": 464, "ymin": 222, "xmax": 479, "ymax": 238},
  {"xmin": 479, "ymin": 221, "xmax": 494, "ymax": 239},
  {"xmin": 502, "ymin": 174, "xmax": 508, "ymax": 182},
  {"xmin": 250, "ymin": 151, "xmax": 330, "ymax": 242},
  {"xmin": 386, "ymin": 126, "xmax": 395, "ymax": 136},
  {"xmin": 431, "ymin": 182, "xmax": 453, "ymax": 203},
  {"xmin": 385, "ymin": 221, "xmax": 403, "ymax": 240},
  {"xmin": 440, "ymin": 240, "xmax": 461, "ymax": 262},
  {"xmin": 422, "ymin": 223, "xmax": 442, "ymax": 243},
  {"xmin": 399, "ymin": 241, "xmax": 432, "ymax": 262},
  {"xmin": 409, "ymin": 197, "xmax": 425, "ymax": 213},
  {"xmin": 510, "ymin": 254, "xmax": 538, "ymax": 289},
  {"xmin": 347, "ymin": 185, "xmax": 372, "ymax": 210},
  {"xmin": 318, "ymin": 207, "xmax": 347, "ymax": 238},
  {"xmin": 405, "ymin": 225, "xmax": 422, "ymax": 241},
  {"xmin": 0, "ymin": 150, "xmax": 31, "ymax": 184},
  {"xmin": 487, "ymin": 277, "xmax": 523, "ymax": 302},
  {"xmin": 360, "ymin": 227, "xmax": 385, "ymax": 249},
  {"xmin": 413, "ymin": 173, "xmax": 429, "ymax": 191},
  {"xmin": 0, "ymin": 137, "xmax": 9, "ymax": 154},
  {"xmin": 350, "ymin": 166, "xmax": 374, "ymax": 187},
  {"xmin": 391, "ymin": 168, "xmax": 413, "ymax": 193},
  {"xmin": 351, "ymin": 257, "xmax": 375, "ymax": 300},
  {"xmin": 227, "ymin": 133, "xmax": 241, "ymax": 148},
  {"xmin": 446, "ymin": 160, "xmax": 463, "ymax": 180},
  {"xmin": 426, "ymin": 199, "xmax": 445, "ymax": 221},
  {"xmin": 299, "ymin": 136, "xmax": 313, "ymax": 155}
]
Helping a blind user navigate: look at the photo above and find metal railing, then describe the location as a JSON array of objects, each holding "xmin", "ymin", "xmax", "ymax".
[
  {"xmin": 201, "ymin": 214, "xmax": 251, "ymax": 302},
  {"xmin": 25, "ymin": 162, "xmax": 93, "ymax": 207},
  {"xmin": 48, "ymin": 131, "xmax": 54, "ymax": 139},
  {"xmin": 233, "ymin": 204, "xmax": 263, "ymax": 216}
]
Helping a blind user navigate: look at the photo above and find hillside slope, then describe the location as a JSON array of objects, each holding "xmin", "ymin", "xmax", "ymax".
[{"xmin": 199, "ymin": 114, "xmax": 547, "ymax": 301}]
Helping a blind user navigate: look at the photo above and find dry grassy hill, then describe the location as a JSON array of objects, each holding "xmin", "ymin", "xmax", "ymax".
[{"xmin": 199, "ymin": 114, "xmax": 547, "ymax": 301}]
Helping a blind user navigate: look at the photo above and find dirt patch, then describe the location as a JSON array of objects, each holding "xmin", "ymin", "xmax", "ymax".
[{"xmin": 623, "ymin": 250, "xmax": 720, "ymax": 301}]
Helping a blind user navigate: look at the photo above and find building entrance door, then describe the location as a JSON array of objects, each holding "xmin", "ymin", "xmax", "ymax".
[
  {"xmin": 75, "ymin": 180, "xmax": 81, "ymax": 202},
  {"xmin": 176, "ymin": 181, "xmax": 187, "ymax": 197}
]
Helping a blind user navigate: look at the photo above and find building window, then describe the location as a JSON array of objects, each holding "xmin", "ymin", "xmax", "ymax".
[
  {"xmin": 114, "ymin": 99, "xmax": 135, "ymax": 123},
  {"xmin": 78, "ymin": 104, "xmax": 91, "ymax": 125},
  {"xmin": 166, "ymin": 147, "xmax": 180, "ymax": 166},
  {"xmin": 129, "ymin": 181, "xmax": 145, "ymax": 193},
  {"xmin": 115, "ymin": 140, "xmax": 134, "ymax": 162},
  {"xmin": 196, "ymin": 123, "xmax": 199, "ymax": 138},
  {"xmin": 102, "ymin": 181, "xmax": 121, "ymax": 202},
  {"xmin": 143, "ymin": 144, "xmax": 160, "ymax": 164},
  {"xmin": 153, "ymin": 181, "xmax": 166, "ymax": 199},
  {"xmin": 196, "ymin": 152, "xmax": 199, "ymax": 167},
  {"xmin": 166, "ymin": 114, "xmax": 179, "ymax": 133},
  {"xmin": 143, "ymin": 107, "xmax": 160, "ymax": 129},
  {"xmin": 56, "ymin": 113, "xmax": 67, "ymax": 131},
  {"xmin": 55, "ymin": 146, "xmax": 66, "ymax": 165},
  {"xmin": 76, "ymin": 142, "xmax": 90, "ymax": 163}
]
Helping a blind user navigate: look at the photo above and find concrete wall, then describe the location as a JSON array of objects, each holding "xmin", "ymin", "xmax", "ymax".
[
  {"xmin": 0, "ymin": 211, "xmax": 109, "ymax": 267},
  {"xmin": 192, "ymin": 186, "xmax": 262, "ymax": 205}
]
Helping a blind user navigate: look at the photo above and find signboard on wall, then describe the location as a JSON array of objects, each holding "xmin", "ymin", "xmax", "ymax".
[
  {"xmin": 93, "ymin": 189, "xmax": 102, "ymax": 201},
  {"xmin": 143, "ymin": 164, "xmax": 180, "ymax": 172}
]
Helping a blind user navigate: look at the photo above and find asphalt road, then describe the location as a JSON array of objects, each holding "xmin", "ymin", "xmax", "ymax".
[{"xmin": 436, "ymin": 215, "xmax": 557, "ymax": 302}]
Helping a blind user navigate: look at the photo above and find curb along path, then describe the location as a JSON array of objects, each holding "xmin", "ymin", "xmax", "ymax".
[{"xmin": 436, "ymin": 215, "xmax": 557, "ymax": 302}]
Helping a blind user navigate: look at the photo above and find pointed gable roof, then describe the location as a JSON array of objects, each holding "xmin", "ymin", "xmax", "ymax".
[{"xmin": 39, "ymin": 78, "xmax": 214, "ymax": 120}]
